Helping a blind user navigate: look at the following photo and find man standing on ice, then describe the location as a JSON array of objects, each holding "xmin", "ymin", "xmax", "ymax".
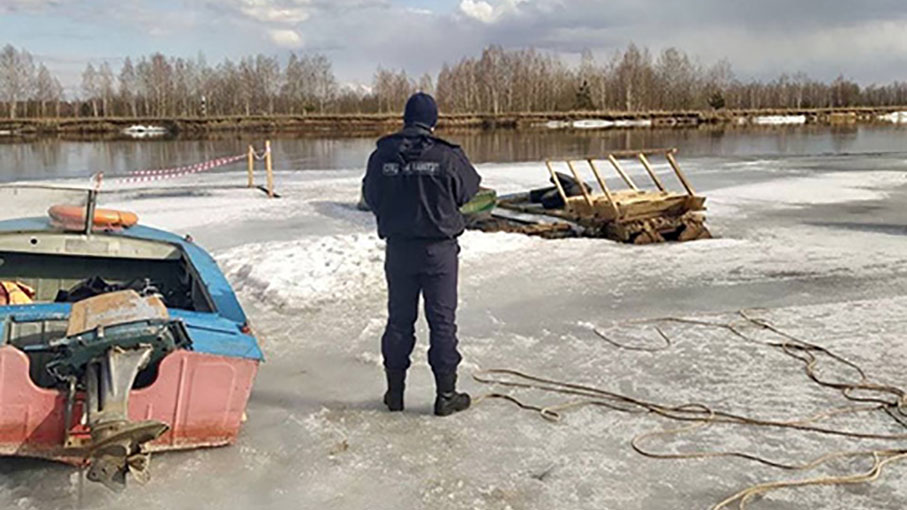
[{"xmin": 363, "ymin": 92, "xmax": 482, "ymax": 416}]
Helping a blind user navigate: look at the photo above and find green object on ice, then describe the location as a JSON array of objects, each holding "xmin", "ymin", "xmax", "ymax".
[{"xmin": 460, "ymin": 188, "xmax": 496, "ymax": 218}]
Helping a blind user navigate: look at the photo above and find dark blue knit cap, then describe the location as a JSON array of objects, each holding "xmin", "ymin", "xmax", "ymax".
[{"xmin": 403, "ymin": 92, "xmax": 438, "ymax": 129}]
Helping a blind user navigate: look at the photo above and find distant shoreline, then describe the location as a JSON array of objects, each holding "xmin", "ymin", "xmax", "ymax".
[{"xmin": 1, "ymin": 106, "xmax": 905, "ymax": 139}]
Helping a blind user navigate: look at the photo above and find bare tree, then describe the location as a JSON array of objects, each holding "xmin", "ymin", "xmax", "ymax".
[
  {"xmin": 256, "ymin": 54, "xmax": 281, "ymax": 115},
  {"xmin": 655, "ymin": 48, "xmax": 698, "ymax": 110},
  {"xmin": 282, "ymin": 53, "xmax": 304, "ymax": 113},
  {"xmin": 373, "ymin": 67, "xmax": 414, "ymax": 113},
  {"xmin": 0, "ymin": 45, "xmax": 36, "ymax": 119},
  {"xmin": 98, "ymin": 62, "xmax": 115, "ymax": 116},
  {"xmin": 417, "ymin": 73, "xmax": 434, "ymax": 95},
  {"xmin": 310, "ymin": 55, "xmax": 336, "ymax": 113},
  {"xmin": 81, "ymin": 63, "xmax": 99, "ymax": 117},
  {"xmin": 479, "ymin": 45, "xmax": 506, "ymax": 114},
  {"xmin": 119, "ymin": 57, "xmax": 138, "ymax": 116},
  {"xmin": 34, "ymin": 64, "xmax": 61, "ymax": 117},
  {"xmin": 7, "ymin": 43, "xmax": 907, "ymax": 119}
]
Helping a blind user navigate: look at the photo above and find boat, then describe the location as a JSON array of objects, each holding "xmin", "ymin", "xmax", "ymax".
[{"xmin": 0, "ymin": 185, "xmax": 262, "ymax": 489}]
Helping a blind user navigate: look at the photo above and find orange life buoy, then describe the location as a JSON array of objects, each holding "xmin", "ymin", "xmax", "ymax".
[{"xmin": 48, "ymin": 205, "xmax": 139, "ymax": 229}]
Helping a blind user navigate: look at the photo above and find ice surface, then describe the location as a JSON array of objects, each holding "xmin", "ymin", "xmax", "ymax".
[{"xmin": 3, "ymin": 154, "xmax": 907, "ymax": 510}]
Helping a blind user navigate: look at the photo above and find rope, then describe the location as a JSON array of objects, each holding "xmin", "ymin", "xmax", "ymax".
[
  {"xmin": 472, "ymin": 311, "xmax": 907, "ymax": 509},
  {"xmin": 117, "ymin": 154, "xmax": 246, "ymax": 183},
  {"xmin": 593, "ymin": 325, "xmax": 671, "ymax": 352},
  {"xmin": 713, "ymin": 451, "xmax": 907, "ymax": 510},
  {"xmin": 252, "ymin": 147, "xmax": 270, "ymax": 161}
]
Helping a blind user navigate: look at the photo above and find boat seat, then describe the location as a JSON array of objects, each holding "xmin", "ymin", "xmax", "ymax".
[{"xmin": 4, "ymin": 318, "xmax": 69, "ymax": 388}]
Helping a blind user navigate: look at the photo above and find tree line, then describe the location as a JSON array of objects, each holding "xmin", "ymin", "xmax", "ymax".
[{"xmin": 2, "ymin": 43, "xmax": 907, "ymax": 119}]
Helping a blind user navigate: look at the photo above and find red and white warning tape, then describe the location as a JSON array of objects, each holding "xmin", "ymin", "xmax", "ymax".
[{"xmin": 116, "ymin": 154, "xmax": 246, "ymax": 184}]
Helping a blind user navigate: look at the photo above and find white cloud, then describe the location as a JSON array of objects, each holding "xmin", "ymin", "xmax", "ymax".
[
  {"xmin": 13, "ymin": 0, "xmax": 907, "ymax": 88},
  {"xmin": 406, "ymin": 7, "xmax": 433, "ymax": 16},
  {"xmin": 458, "ymin": 0, "xmax": 528, "ymax": 23},
  {"xmin": 233, "ymin": 0, "xmax": 313, "ymax": 24},
  {"xmin": 0, "ymin": 0, "xmax": 67, "ymax": 13},
  {"xmin": 459, "ymin": 0, "xmax": 495, "ymax": 22},
  {"xmin": 269, "ymin": 28, "xmax": 304, "ymax": 48}
]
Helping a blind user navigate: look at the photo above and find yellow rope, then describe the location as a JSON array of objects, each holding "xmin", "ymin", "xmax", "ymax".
[
  {"xmin": 472, "ymin": 311, "xmax": 907, "ymax": 509},
  {"xmin": 712, "ymin": 452, "xmax": 907, "ymax": 510}
]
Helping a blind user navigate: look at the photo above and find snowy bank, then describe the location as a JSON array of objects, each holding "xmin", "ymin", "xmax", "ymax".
[
  {"xmin": 752, "ymin": 115, "xmax": 807, "ymax": 125},
  {"xmin": 877, "ymin": 111, "xmax": 907, "ymax": 123}
]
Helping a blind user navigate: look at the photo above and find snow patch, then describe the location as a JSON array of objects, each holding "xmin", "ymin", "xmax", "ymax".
[
  {"xmin": 122, "ymin": 125, "xmax": 168, "ymax": 138},
  {"xmin": 614, "ymin": 119, "xmax": 652, "ymax": 128},
  {"xmin": 459, "ymin": 230, "xmax": 536, "ymax": 259},
  {"xmin": 569, "ymin": 119, "xmax": 652, "ymax": 129},
  {"xmin": 752, "ymin": 115, "xmax": 807, "ymax": 125},
  {"xmin": 572, "ymin": 119, "xmax": 614, "ymax": 129},
  {"xmin": 877, "ymin": 111, "xmax": 907, "ymax": 123},
  {"xmin": 218, "ymin": 233, "xmax": 386, "ymax": 308},
  {"xmin": 217, "ymin": 231, "xmax": 533, "ymax": 309}
]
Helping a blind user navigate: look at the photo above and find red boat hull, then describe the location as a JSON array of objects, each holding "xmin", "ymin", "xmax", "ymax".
[{"xmin": 0, "ymin": 345, "xmax": 258, "ymax": 461}]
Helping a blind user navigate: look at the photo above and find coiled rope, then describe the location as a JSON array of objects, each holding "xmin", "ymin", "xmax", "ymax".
[{"xmin": 473, "ymin": 311, "xmax": 907, "ymax": 509}]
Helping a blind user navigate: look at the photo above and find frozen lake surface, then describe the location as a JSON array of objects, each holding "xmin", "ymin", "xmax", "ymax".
[{"xmin": 2, "ymin": 143, "xmax": 907, "ymax": 510}]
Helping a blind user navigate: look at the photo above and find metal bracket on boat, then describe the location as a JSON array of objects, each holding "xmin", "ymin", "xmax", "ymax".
[
  {"xmin": 84, "ymin": 344, "xmax": 169, "ymax": 490},
  {"xmin": 42, "ymin": 319, "xmax": 188, "ymax": 382}
]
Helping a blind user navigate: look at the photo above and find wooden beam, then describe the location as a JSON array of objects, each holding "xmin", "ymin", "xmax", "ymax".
[
  {"xmin": 607, "ymin": 154, "xmax": 639, "ymax": 190},
  {"xmin": 566, "ymin": 160, "xmax": 595, "ymax": 208},
  {"xmin": 247, "ymin": 145, "xmax": 254, "ymax": 188},
  {"xmin": 265, "ymin": 140, "xmax": 275, "ymax": 198},
  {"xmin": 586, "ymin": 159, "xmax": 621, "ymax": 219},
  {"xmin": 544, "ymin": 160, "xmax": 570, "ymax": 210},
  {"xmin": 665, "ymin": 151, "xmax": 695, "ymax": 196},
  {"xmin": 591, "ymin": 148, "xmax": 677, "ymax": 159},
  {"xmin": 637, "ymin": 153, "xmax": 666, "ymax": 192}
]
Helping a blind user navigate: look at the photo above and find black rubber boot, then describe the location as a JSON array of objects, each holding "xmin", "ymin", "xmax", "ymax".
[
  {"xmin": 383, "ymin": 369, "xmax": 406, "ymax": 412},
  {"xmin": 433, "ymin": 372, "xmax": 471, "ymax": 417}
]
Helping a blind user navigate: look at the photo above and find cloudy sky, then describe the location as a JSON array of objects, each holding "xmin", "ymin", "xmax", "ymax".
[{"xmin": 2, "ymin": 0, "xmax": 906, "ymax": 92}]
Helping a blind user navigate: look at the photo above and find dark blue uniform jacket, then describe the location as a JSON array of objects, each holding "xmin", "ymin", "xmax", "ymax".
[{"xmin": 363, "ymin": 126, "xmax": 482, "ymax": 241}]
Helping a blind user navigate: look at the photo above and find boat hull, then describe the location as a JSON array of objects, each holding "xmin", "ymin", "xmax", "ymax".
[{"xmin": 0, "ymin": 345, "xmax": 258, "ymax": 462}]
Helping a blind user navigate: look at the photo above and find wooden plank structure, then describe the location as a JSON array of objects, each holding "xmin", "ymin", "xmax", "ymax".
[{"xmin": 491, "ymin": 148, "xmax": 711, "ymax": 243}]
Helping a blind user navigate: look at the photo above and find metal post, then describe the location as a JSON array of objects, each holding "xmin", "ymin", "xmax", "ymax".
[
  {"xmin": 84, "ymin": 189, "xmax": 98, "ymax": 235},
  {"xmin": 265, "ymin": 140, "xmax": 274, "ymax": 198}
]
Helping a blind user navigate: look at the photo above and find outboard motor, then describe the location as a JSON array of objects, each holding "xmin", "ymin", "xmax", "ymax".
[{"xmin": 26, "ymin": 290, "xmax": 191, "ymax": 489}]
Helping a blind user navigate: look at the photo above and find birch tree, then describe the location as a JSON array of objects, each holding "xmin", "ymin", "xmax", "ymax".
[{"xmin": 0, "ymin": 45, "xmax": 36, "ymax": 119}]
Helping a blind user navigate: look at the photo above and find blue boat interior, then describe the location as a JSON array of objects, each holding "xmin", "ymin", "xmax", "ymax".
[{"xmin": 0, "ymin": 217, "xmax": 263, "ymax": 388}]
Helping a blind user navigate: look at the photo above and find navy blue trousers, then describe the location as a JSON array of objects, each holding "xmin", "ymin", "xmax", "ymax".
[{"xmin": 381, "ymin": 238, "xmax": 462, "ymax": 375}]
